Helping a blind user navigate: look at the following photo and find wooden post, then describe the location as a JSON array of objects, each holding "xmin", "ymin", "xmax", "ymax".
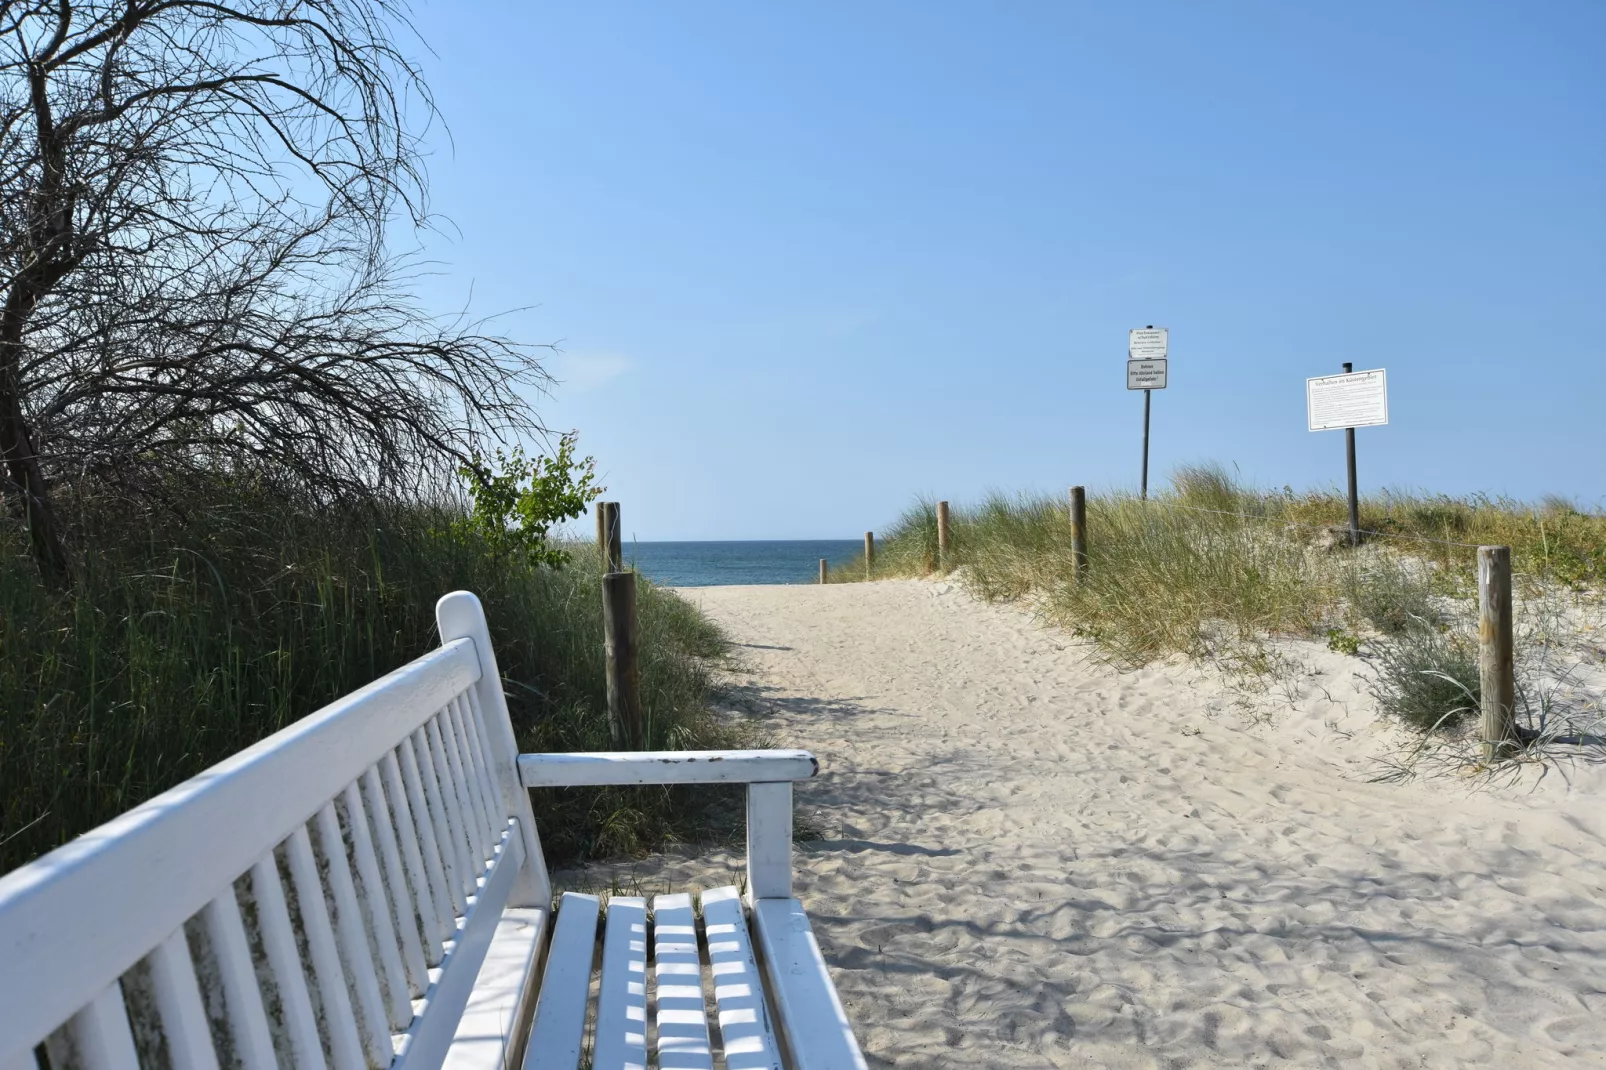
[
  {"xmin": 936, "ymin": 500, "xmax": 951, "ymax": 572},
  {"xmin": 1478, "ymin": 545, "xmax": 1516, "ymax": 761},
  {"xmin": 595, "ymin": 503, "xmax": 608, "ymax": 570},
  {"xmin": 1069, "ymin": 485, "xmax": 1088, "ymax": 584},
  {"xmin": 602, "ymin": 571, "xmax": 644, "ymax": 749},
  {"xmin": 819, "ymin": 558, "xmax": 827, "ymax": 584},
  {"xmin": 864, "ymin": 531, "xmax": 875, "ymax": 579},
  {"xmin": 603, "ymin": 501, "xmax": 623, "ymax": 573}
]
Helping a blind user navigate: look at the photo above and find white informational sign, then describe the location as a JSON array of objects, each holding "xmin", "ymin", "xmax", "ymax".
[
  {"xmin": 1129, "ymin": 327, "xmax": 1168, "ymax": 361},
  {"xmin": 1127, "ymin": 359, "xmax": 1168, "ymax": 390},
  {"xmin": 1307, "ymin": 369, "xmax": 1388, "ymax": 431}
]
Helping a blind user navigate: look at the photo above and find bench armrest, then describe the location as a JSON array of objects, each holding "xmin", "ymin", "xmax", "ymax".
[{"xmin": 517, "ymin": 749, "xmax": 818, "ymax": 788}]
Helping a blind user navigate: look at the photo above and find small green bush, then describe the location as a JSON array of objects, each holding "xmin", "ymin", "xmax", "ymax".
[{"xmin": 1367, "ymin": 626, "xmax": 1481, "ymax": 733}]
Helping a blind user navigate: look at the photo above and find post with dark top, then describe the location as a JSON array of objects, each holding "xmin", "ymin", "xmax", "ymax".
[
  {"xmin": 1342, "ymin": 362, "xmax": 1360, "ymax": 546},
  {"xmin": 601, "ymin": 570, "xmax": 644, "ymax": 749},
  {"xmin": 864, "ymin": 531, "xmax": 875, "ymax": 579},
  {"xmin": 819, "ymin": 558, "xmax": 827, "ymax": 584},
  {"xmin": 1070, "ymin": 486, "xmax": 1088, "ymax": 584},
  {"xmin": 603, "ymin": 501, "xmax": 623, "ymax": 573},
  {"xmin": 1478, "ymin": 545, "xmax": 1516, "ymax": 761},
  {"xmin": 595, "ymin": 503, "xmax": 608, "ymax": 569},
  {"xmin": 937, "ymin": 500, "xmax": 951, "ymax": 572}
]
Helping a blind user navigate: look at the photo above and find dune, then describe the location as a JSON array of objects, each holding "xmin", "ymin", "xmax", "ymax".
[{"xmin": 562, "ymin": 579, "xmax": 1606, "ymax": 1068}]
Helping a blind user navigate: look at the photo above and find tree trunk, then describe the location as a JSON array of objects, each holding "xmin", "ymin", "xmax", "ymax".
[{"xmin": 0, "ymin": 323, "xmax": 71, "ymax": 582}]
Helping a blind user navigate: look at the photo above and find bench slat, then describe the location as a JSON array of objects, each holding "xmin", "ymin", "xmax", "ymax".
[
  {"xmin": 522, "ymin": 892, "xmax": 599, "ymax": 1070},
  {"xmin": 244, "ymin": 856, "xmax": 328, "ymax": 1070},
  {"xmin": 314, "ymin": 802, "xmax": 395, "ymax": 1067},
  {"xmin": 650, "ymin": 894, "xmax": 713, "ymax": 1070},
  {"xmin": 414, "ymin": 726, "xmax": 472, "ymax": 914},
  {"xmin": 435, "ymin": 709, "xmax": 487, "ymax": 874},
  {"xmin": 387, "ymin": 747, "xmax": 454, "ymax": 955},
  {"xmin": 441, "ymin": 906, "xmax": 546, "ymax": 1069},
  {"xmin": 46, "ymin": 983, "xmax": 140, "ymax": 1070},
  {"xmin": 700, "ymin": 888, "xmax": 781, "ymax": 1070},
  {"xmin": 361, "ymin": 766, "xmax": 432, "ymax": 995},
  {"xmin": 592, "ymin": 896, "xmax": 648, "ymax": 1070},
  {"xmin": 750, "ymin": 899, "xmax": 867, "ymax": 1070},
  {"xmin": 455, "ymin": 694, "xmax": 505, "ymax": 862},
  {"xmin": 402, "ymin": 732, "xmax": 466, "ymax": 920},
  {"xmin": 445, "ymin": 699, "xmax": 495, "ymax": 860},
  {"xmin": 427, "ymin": 718, "xmax": 480, "ymax": 902},
  {"xmin": 144, "ymin": 929, "xmax": 220, "ymax": 1070},
  {"xmin": 285, "ymin": 827, "xmax": 368, "ymax": 1070},
  {"xmin": 195, "ymin": 890, "xmax": 278, "ymax": 1070},
  {"xmin": 341, "ymin": 783, "xmax": 416, "ymax": 1030}
]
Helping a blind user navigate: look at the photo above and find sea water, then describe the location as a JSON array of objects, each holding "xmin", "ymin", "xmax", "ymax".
[{"xmin": 625, "ymin": 540, "xmax": 860, "ymax": 587}]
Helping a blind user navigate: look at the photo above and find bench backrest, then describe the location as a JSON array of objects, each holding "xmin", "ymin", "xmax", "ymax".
[{"xmin": 0, "ymin": 592, "xmax": 548, "ymax": 1070}]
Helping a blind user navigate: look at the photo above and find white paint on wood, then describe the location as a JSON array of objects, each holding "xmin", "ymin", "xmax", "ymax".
[
  {"xmin": 440, "ymin": 907, "xmax": 546, "ymax": 1069},
  {"xmin": 518, "ymin": 750, "xmax": 818, "ymax": 788},
  {"xmin": 745, "ymin": 783, "xmax": 793, "ymax": 902},
  {"xmin": 244, "ymin": 856, "xmax": 327, "ymax": 1070},
  {"xmin": 360, "ymin": 766, "xmax": 431, "ymax": 995},
  {"xmin": 700, "ymin": 888, "xmax": 781, "ymax": 1070},
  {"xmin": 284, "ymin": 827, "xmax": 368, "ymax": 1070},
  {"xmin": 312, "ymin": 802, "xmax": 394, "ymax": 1068},
  {"xmin": 195, "ymin": 891, "xmax": 278, "ymax": 1070},
  {"xmin": 437, "ymin": 592, "xmax": 551, "ymax": 909},
  {"xmin": 452, "ymin": 694, "xmax": 505, "ymax": 859},
  {"xmin": 750, "ymin": 899, "xmax": 866, "ymax": 1070},
  {"xmin": 522, "ymin": 893, "xmax": 599, "ymax": 1070},
  {"xmin": 144, "ymin": 929, "xmax": 220, "ymax": 1070},
  {"xmin": 392, "ymin": 742, "xmax": 456, "ymax": 947},
  {"xmin": 435, "ymin": 707, "xmax": 487, "ymax": 871},
  {"xmin": 47, "ymin": 982, "xmax": 140, "ymax": 1070},
  {"xmin": 0, "ymin": 639, "xmax": 479, "ymax": 1062},
  {"xmin": 650, "ymin": 894, "xmax": 712, "ymax": 1070},
  {"xmin": 419, "ymin": 722, "xmax": 475, "ymax": 909},
  {"xmin": 392, "ymin": 825, "xmax": 528, "ymax": 1070},
  {"xmin": 407, "ymin": 729, "xmax": 468, "ymax": 917},
  {"xmin": 592, "ymin": 896, "xmax": 648, "ymax": 1070},
  {"xmin": 339, "ymin": 787, "xmax": 417, "ymax": 1036},
  {"xmin": 445, "ymin": 697, "xmax": 495, "ymax": 856}
]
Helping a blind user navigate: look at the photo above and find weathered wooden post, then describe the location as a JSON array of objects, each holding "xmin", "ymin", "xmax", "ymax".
[
  {"xmin": 819, "ymin": 558, "xmax": 828, "ymax": 584},
  {"xmin": 1479, "ymin": 545, "xmax": 1516, "ymax": 761},
  {"xmin": 1069, "ymin": 486, "xmax": 1088, "ymax": 584},
  {"xmin": 602, "ymin": 570, "xmax": 644, "ymax": 749},
  {"xmin": 603, "ymin": 501, "xmax": 623, "ymax": 574},
  {"xmin": 864, "ymin": 531, "xmax": 875, "ymax": 579},
  {"xmin": 936, "ymin": 500, "xmax": 951, "ymax": 572},
  {"xmin": 595, "ymin": 503, "xmax": 608, "ymax": 570}
]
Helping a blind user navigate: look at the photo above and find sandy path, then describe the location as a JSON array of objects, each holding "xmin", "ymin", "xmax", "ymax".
[{"xmin": 573, "ymin": 580, "xmax": 1606, "ymax": 1068}]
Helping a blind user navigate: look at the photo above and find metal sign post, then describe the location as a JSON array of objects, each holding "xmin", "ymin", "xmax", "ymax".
[
  {"xmin": 1127, "ymin": 327, "xmax": 1168, "ymax": 499},
  {"xmin": 1306, "ymin": 365, "xmax": 1389, "ymax": 547}
]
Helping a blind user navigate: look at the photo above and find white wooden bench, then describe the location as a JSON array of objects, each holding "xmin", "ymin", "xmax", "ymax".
[{"xmin": 0, "ymin": 591, "xmax": 866, "ymax": 1070}]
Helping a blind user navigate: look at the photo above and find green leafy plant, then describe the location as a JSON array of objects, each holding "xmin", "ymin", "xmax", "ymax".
[
  {"xmin": 1326, "ymin": 628, "xmax": 1362, "ymax": 656},
  {"xmin": 459, "ymin": 433, "xmax": 603, "ymax": 567}
]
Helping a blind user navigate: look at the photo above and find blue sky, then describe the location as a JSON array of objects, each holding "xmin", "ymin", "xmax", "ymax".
[{"xmin": 405, "ymin": 1, "xmax": 1604, "ymax": 539}]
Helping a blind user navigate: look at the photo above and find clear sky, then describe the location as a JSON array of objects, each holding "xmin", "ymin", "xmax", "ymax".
[{"xmin": 404, "ymin": 1, "xmax": 1605, "ymax": 539}]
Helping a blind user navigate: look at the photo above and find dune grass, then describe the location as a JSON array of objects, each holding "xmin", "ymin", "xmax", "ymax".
[
  {"xmin": 831, "ymin": 465, "xmax": 1605, "ymax": 736},
  {"xmin": 0, "ymin": 484, "xmax": 743, "ymax": 875}
]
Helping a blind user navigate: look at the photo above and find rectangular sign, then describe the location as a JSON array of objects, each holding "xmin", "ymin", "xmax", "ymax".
[
  {"xmin": 1307, "ymin": 369, "xmax": 1388, "ymax": 431},
  {"xmin": 1127, "ymin": 359, "xmax": 1167, "ymax": 390},
  {"xmin": 1129, "ymin": 327, "xmax": 1168, "ymax": 361}
]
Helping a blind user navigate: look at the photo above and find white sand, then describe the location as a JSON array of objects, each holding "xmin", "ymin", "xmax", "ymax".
[{"xmin": 566, "ymin": 579, "xmax": 1606, "ymax": 1068}]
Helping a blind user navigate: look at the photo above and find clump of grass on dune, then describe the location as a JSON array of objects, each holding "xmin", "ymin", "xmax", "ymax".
[{"xmin": 0, "ymin": 482, "xmax": 740, "ymax": 874}]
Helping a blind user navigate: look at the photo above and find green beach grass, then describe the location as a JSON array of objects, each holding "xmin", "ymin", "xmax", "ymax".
[{"xmin": 0, "ymin": 484, "xmax": 743, "ymax": 875}]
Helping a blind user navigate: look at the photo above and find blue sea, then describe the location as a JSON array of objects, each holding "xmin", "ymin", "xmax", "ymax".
[{"xmin": 626, "ymin": 541, "xmax": 861, "ymax": 587}]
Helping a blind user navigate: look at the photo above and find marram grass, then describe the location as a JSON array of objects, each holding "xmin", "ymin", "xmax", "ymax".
[{"xmin": 0, "ymin": 487, "xmax": 742, "ymax": 875}]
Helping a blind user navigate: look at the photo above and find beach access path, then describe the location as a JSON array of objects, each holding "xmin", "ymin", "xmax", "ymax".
[{"xmin": 568, "ymin": 579, "xmax": 1606, "ymax": 1068}]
